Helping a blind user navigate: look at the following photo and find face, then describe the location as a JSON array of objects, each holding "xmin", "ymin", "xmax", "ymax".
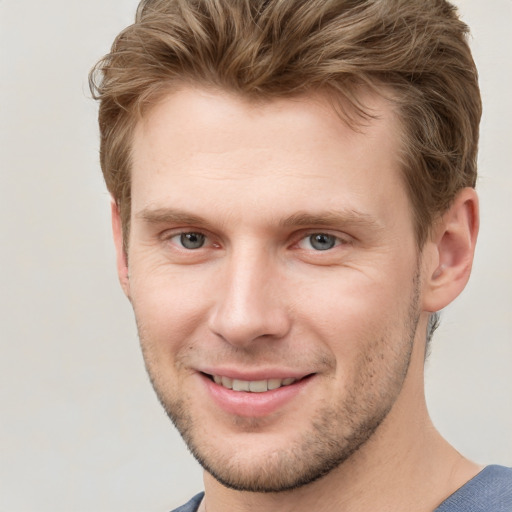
[{"xmin": 122, "ymin": 87, "xmax": 425, "ymax": 492}]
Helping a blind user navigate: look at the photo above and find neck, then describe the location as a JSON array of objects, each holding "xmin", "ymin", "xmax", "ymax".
[{"xmin": 201, "ymin": 337, "xmax": 480, "ymax": 512}]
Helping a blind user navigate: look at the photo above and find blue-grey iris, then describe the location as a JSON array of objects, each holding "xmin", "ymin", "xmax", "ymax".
[
  {"xmin": 181, "ymin": 232, "xmax": 205, "ymax": 249},
  {"xmin": 309, "ymin": 233, "xmax": 336, "ymax": 250}
]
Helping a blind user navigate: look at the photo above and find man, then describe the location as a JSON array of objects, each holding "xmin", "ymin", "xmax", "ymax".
[{"xmin": 90, "ymin": 0, "xmax": 512, "ymax": 510}]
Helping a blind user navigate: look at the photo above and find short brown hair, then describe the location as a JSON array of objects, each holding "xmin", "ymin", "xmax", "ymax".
[{"xmin": 90, "ymin": 0, "xmax": 481, "ymax": 248}]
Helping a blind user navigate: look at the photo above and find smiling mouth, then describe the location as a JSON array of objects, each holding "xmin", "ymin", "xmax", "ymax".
[{"xmin": 204, "ymin": 373, "xmax": 310, "ymax": 393}]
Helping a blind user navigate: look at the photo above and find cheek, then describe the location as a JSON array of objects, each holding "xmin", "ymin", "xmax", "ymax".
[
  {"xmin": 294, "ymin": 269, "xmax": 399, "ymax": 332},
  {"xmin": 291, "ymin": 265, "xmax": 417, "ymax": 373},
  {"xmin": 128, "ymin": 264, "xmax": 214, "ymax": 353}
]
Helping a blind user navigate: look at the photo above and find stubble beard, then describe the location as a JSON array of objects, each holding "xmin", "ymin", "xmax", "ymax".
[{"xmin": 138, "ymin": 282, "xmax": 420, "ymax": 493}]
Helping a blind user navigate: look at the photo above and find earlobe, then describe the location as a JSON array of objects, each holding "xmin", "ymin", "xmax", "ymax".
[
  {"xmin": 111, "ymin": 199, "xmax": 131, "ymax": 298},
  {"xmin": 422, "ymin": 188, "xmax": 479, "ymax": 312}
]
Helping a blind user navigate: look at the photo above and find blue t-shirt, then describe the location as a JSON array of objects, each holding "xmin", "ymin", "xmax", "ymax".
[
  {"xmin": 171, "ymin": 465, "xmax": 512, "ymax": 512},
  {"xmin": 434, "ymin": 465, "xmax": 512, "ymax": 511}
]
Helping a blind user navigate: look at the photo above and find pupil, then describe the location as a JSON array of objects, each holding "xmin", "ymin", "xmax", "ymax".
[
  {"xmin": 310, "ymin": 233, "xmax": 335, "ymax": 250},
  {"xmin": 181, "ymin": 232, "xmax": 205, "ymax": 249}
]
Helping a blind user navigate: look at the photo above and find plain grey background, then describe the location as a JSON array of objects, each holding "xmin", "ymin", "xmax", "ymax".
[{"xmin": 0, "ymin": 0, "xmax": 510, "ymax": 510}]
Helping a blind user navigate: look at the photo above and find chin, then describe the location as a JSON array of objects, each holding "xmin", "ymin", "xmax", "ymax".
[{"xmin": 162, "ymin": 391, "xmax": 392, "ymax": 493}]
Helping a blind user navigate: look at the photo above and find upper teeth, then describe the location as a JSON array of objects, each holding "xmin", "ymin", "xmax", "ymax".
[{"xmin": 213, "ymin": 375, "xmax": 297, "ymax": 392}]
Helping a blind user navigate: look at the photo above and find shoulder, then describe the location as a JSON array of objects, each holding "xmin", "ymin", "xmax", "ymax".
[
  {"xmin": 435, "ymin": 465, "xmax": 512, "ymax": 512},
  {"xmin": 170, "ymin": 492, "xmax": 205, "ymax": 512}
]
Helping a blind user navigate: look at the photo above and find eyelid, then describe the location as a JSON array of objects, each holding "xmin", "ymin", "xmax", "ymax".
[
  {"xmin": 294, "ymin": 230, "xmax": 352, "ymax": 248},
  {"xmin": 158, "ymin": 227, "xmax": 351, "ymax": 251},
  {"xmin": 160, "ymin": 227, "xmax": 207, "ymax": 239},
  {"xmin": 160, "ymin": 228, "xmax": 216, "ymax": 248}
]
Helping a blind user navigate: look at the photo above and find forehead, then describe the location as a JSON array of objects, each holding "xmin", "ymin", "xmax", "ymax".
[
  {"xmin": 130, "ymin": 87, "xmax": 409, "ymax": 229},
  {"xmin": 133, "ymin": 86, "xmax": 398, "ymax": 161}
]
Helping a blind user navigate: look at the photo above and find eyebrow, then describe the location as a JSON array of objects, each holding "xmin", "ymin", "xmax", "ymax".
[
  {"xmin": 136, "ymin": 207, "xmax": 382, "ymax": 232},
  {"xmin": 136, "ymin": 207, "xmax": 211, "ymax": 227},
  {"xmin": 278, "ymin": 210, "xmax": 382, "ymax": 230}
]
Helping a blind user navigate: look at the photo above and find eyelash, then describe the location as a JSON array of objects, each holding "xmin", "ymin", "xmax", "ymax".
[
  {"xmin": 165, "ymin": 231, "xmax": 216, "ymax": 250},
  {"xmin": 163, "ymin": 230, "xmax": 349, "ymax": 252},
  {"xmin": 297, "ymin": 233, "xmax": 346, "ymax": 251}
]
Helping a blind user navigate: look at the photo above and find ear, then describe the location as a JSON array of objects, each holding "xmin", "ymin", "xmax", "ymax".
[
  {"xmin": 111, "ymin": 198, "xmax": 131, "ymax": 298},
  {"xmin": 422, "ymin": 188, "xmax": 479, "ymax": 312}
]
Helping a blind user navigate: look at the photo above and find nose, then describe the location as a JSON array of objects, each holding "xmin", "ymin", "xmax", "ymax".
[{"xmin": 207, "ymin": 248, "xmax": 291, "ymax": 347}]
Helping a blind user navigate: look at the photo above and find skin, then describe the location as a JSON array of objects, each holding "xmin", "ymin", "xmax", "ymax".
[{"xmin": 112, "ymin": 87, "xmax": 480, "ymax": 511}]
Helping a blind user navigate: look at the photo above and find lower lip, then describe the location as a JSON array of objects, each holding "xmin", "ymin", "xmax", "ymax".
[{"xmin": 200, "ymin": 374, "xmax": 313, "ymax": 418}]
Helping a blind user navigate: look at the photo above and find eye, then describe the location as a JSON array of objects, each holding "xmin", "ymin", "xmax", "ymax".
[
  {"xmin": 298, "ymin": 233, "xmax": 340, "ymax": 251},
  {"xmin": 173, "ymin": 232, "xmax": 206, "ymax": 250}
]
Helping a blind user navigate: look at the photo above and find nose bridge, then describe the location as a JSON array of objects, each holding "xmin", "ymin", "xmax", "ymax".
[{"xmin": 208, "ymin": 241, "xmax": 290, "ymax": 346}]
